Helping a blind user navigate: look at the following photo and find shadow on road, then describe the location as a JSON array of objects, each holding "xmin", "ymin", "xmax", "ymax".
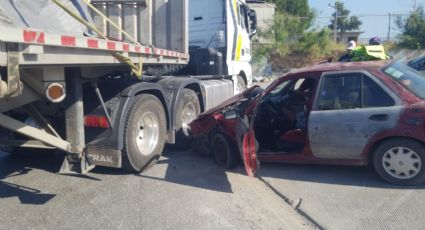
[
  {"xmin": 135, "ymin": 151, "xmax": 234, "ymax": 193},
  {"xmin": 258, "ymin": 162, "xmax": 425, "ymax": 189},
  {"xmin": 0, "ymin": 151, "xmax": 58, "ymax": 205},
  {"xmin": 104, "ymin": 149, "xmax": 236, "ymax": 193}
]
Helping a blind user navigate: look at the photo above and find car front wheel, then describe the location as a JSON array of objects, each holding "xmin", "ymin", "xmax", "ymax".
[
  {"xmin": 211, "ymin": 133, "xmax": 238, "ymax": 169},
  {"xmin": 373, "ymin": 138, "xmax": 425, "ymax": 185}
]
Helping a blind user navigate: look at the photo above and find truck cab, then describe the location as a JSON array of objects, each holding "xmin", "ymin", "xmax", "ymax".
[{"xmin": 188, "ymin": 0, "xmax": 257, "ymax": 91}]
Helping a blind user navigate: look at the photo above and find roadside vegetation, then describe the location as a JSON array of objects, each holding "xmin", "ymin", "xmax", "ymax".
[
  {"xmin": 253, "ymin": 0, "xmax": 348, "ymax": 72},
  {"xmin": 253, "ymin": 1, "xmax": 425, "ymax": 74},
  {"xmin": 396, "ymin": 6, "xmax": 425, "ymax": 49}
]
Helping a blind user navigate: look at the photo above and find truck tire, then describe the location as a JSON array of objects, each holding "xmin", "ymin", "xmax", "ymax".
[
  {"xmin": 237, "ymin": 75, "xmax": 247, "ymax": 93},
  {"xmin": 122, "ymin": 94, "xmax": 166, "ymax": 172},
  {"xmin": 373, "ymin": 138, "xmax": 425, "ymax": 185},
  {"xmin": 211, "ymin": 133, "xmax": 238, "ymax": 169},
  {"xmin": 174, "ymin": 88, "xmax": 200, "ymax": 150}
]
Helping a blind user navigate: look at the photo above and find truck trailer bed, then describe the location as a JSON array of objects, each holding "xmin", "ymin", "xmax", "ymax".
[{"xmin": 0, "ymin": 26, "xmax": 189, "ymax": 67}]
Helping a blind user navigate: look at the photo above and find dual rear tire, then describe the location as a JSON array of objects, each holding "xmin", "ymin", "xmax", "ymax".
[{"xmin": 122, "ymin": 89, "xmax": 201, "ymax": 172}]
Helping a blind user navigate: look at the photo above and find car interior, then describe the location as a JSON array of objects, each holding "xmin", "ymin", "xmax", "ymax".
[
  {"xmin": 253, "ymin": 77, "xmax": 316, "ymax": 154},
  {"xmin": 253, "ymin": 72, "xmax": 396, "ymax": 154}
]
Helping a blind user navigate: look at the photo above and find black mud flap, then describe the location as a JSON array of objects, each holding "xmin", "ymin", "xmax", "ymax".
[{"xmin": 85, "ymin": 146, "xmax": 122, "ymax": 168}]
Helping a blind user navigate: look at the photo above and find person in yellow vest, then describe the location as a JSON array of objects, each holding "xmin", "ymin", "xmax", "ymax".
[{"xmin": 350, "ymin": 36, "xmax": 390, "ymax": 61}]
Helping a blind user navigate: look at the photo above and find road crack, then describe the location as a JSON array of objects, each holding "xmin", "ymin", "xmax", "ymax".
[{"xmin": 257, "ymin": 176, "xmax": 324, "ymax": 230}]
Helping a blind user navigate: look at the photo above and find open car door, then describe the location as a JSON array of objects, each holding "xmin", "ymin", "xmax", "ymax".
[{"xmin": 235, "ymin": 114, "xmax": 259, "ymax": 176}]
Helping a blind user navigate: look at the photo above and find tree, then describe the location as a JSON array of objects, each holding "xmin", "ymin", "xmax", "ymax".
[
  {"xmin": 328, "ymin": 2, "xmax": 362, "ymax": 36},
  {"xmin": 396, "ymin": 6, "xmax": 425, "ymax": 49},
  {"xmin": 268, "ymin": 0, "xmax": 314, "ymax": 31}
]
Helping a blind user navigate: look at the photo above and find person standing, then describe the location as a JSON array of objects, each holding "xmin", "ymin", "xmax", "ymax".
[{"xmin": 339, "ymin": 40, "xmax": 357, "ymax": 62}]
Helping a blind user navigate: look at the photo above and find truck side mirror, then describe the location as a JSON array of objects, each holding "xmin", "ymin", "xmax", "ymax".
[{"xmin": 249, "ymin": 9, "xmax": 257, "ymax": 38}]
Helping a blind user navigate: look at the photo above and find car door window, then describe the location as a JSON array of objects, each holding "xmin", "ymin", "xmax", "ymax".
[
  {"xmin": 362, "ymin": 76, "xmax": 395, "ymax": 108},
  {"xmin": 317, "ymin": 72, "xmax": 395, "ymax": 111},
  {"xmin": 317, "ymin": 73, "xmax": 362, "ymax": 110}
]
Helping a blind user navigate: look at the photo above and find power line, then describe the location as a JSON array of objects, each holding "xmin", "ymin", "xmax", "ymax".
[{"xmin": 292, "ymin": 13, "xmax": 411, "ymax": 20}]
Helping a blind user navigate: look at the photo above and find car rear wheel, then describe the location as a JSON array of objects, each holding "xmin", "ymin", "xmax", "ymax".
[
  {"xmin": 122, "ymin": 94, "xmax": 166, "ymax": 172},
  {"xmin": 373, "ymin": 138, "xmax": 425, "ymax": 185},
  {"xmin": 211, "ymin": 133, "xmax": 238, "ymax": 169}
]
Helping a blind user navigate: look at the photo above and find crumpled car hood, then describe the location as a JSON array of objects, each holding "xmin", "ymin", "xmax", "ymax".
[{"xmin": 198, "ymin": 85, "xmax": 262, "ymax": 118}]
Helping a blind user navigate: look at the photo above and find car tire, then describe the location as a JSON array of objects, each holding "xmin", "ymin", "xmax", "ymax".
[
  {"xmin": 174, "ymin": 89, "xmax": 201, "ymax": 150},
  {"xmin": 211, "ymin": 133, "xmax": 238, "ymax": 169},
  {"xmin": 237, "ymin": 75, "xmax": 247, "ymax": 93},
  {"xmin": 373, "ymin": 138, "xmax": 425, "ymax": 185},
  {"xmin": 122, "ymin": 94, "xmax": 166, "ymax": 172}
]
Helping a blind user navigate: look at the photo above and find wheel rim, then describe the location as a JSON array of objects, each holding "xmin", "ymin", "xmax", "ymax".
[
  {"xmin": 237, "ymin": 78, "xmax": 246, "ymax": 93},
  {"xmin": 136, "ymin": 112, "xmax": 160, "ymax": 156},
  {"xmin": 382, "ymin": 146, "xmax": 422, "ymax": 179},
  {"xmin": 213, "ymin": 138, "xmax": 227, "ymax": 166},
  {"xmin": 181, "ymin": 102, "xmax": 197, "ymax": 135}
]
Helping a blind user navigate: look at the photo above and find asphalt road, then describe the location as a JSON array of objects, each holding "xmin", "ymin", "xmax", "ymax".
[
  {"xmin": 259, "ymin": 163, "xmax": 425, "ymax": 230},
  {"xmin": 0, "ymin": 150, "xmax": 313, "ymax": 230}
]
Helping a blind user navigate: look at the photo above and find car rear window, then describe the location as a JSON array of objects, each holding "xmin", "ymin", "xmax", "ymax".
[{"xmin": 383, "ymin": 61, "xmax": 425, "ymax": 99}]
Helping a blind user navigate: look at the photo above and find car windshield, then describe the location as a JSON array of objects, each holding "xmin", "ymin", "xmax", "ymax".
[{"xmin": 382, "ymin": 61, "xmax": 425, "ymax": 99}]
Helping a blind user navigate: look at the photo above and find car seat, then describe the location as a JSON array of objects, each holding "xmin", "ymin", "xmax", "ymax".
[{"xmin": 276, "ymin": 129, "xmax": 305, "ymax": 153}]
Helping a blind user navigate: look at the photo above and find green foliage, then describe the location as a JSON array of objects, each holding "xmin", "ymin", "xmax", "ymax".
[
  {"xmin": 268, "ymin": 0, "xmax": 314, "ymax": 30},
  {"xmin": 328, "ymin": 1, "xmax": 362, "ymax": 32},
  {"xmin": 396, "ymin": 6, "xmax": 425, "ymax": 49},
  {"xmin": 252, "ymin": 1, "xmax": 346, "ymax": 70}
]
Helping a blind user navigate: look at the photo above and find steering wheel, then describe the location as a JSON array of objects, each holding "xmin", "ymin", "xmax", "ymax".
[{"xmin": 260, "ymin": 97, "xmax": 282, "ymax": 118}]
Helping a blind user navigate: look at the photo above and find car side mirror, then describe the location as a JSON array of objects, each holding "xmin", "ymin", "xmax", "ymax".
[{"xmin": 249, "ymin": 9, "xmax": 257, "ymax": 38}]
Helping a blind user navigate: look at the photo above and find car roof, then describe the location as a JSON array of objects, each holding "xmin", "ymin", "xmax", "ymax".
[{"xmin": 290, "ymin": 60, "xmax": 391, "ymax": 75}]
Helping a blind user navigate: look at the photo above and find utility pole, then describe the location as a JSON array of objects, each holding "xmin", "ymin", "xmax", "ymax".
[
  {"xmin": 329, "ymin": 3, "xmax": 338, "ymax": 42},
  {"xmin": 387, "ymin": 13, "xmax": 392, "ymax": 43}
]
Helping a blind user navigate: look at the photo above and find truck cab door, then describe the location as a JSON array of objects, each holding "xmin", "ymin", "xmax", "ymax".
[
  {"xmin": 235, "ymin": 114, "xmax": 259, "ymax": 176},
  {"xmin": 226, "ymin": 0, "xmax": 252, "ymax": 75}
]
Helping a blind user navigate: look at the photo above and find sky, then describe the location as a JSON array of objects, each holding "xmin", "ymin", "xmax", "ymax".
[{"xmin": 308, "ymin": 0, "xmax": 425, "ymax": 42}]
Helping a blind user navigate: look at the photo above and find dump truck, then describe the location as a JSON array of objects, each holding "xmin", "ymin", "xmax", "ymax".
[{"xmin": 0, "ymin": 0, "xmax": 257, "ymax": 174}]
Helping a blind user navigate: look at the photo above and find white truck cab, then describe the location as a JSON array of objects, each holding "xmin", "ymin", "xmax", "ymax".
[{"xmin": 188, "ymin": 0, "xmax": 257, "ymax": 91}]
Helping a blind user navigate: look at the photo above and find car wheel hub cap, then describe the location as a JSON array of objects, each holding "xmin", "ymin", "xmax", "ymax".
[
  {"xmin": 182, "ymin": 103, "xmax": 197, "ymax": 135},
  {"xmin": 382, "ymin": 147, "xmax": 421, "ymax": 179},
  {"xmin": 136, "ymin": 112, "xmax": 159, "ymax": 156}
]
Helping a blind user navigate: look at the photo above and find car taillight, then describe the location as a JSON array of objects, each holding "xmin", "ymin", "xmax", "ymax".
[{"xmin": 84, "ymin": 115, "xmax": 110, "ymax": 129}]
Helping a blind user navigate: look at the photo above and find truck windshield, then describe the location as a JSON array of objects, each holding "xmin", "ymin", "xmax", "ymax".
[{"xmin": 382, "ymin": 61, "xmax": 425, "ymax": 99}]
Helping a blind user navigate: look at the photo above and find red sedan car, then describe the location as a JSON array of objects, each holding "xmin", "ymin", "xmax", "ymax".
[{"xmin": 189, "ymin": 60, "xmax": 425, "ymax": 185}]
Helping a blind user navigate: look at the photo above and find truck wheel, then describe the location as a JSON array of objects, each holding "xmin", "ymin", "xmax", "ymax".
[
  {"xmin": 122, "ymin": 94, "xmax": 166, "ymax": 172},
  {"xmin": 373, "ymin": 138, "xmax": 425, "ymax": 185},
  {"xmin": 236, "ymin": 75, "xmax": 247, "ymax": 93},
  {"xmin": 174, "ymin": 89, "xmax": 200, "ymax": 150},
  {"xmin": 211, "ymin": 133, "xmax": 237, "ymax": 169}
]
